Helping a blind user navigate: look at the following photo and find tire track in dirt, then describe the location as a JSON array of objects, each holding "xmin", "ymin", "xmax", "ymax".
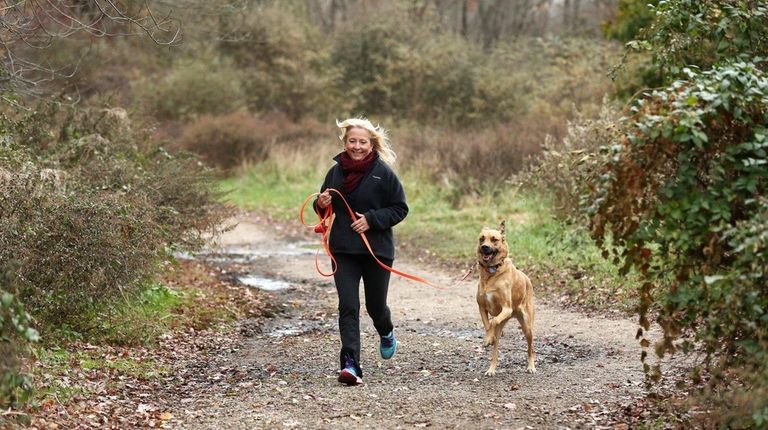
[{"xmin": 170, "ymin": 214, "xmax": 647, "ymax": 429}]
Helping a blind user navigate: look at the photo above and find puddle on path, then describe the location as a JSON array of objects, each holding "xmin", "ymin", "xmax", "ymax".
[
  {"xmin": 269, "ymin": 327, "xmax": 304, "ymax": 337},
  {"xmin": 237, "ymin": 275, "xmax": 291, "ymax": 291},
  {"xmin": 175, "ymin": 243, "xmax": 316, "ymax": 263}
]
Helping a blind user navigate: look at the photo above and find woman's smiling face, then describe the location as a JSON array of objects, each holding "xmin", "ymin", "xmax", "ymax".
[{"xmin": 344, "ymin": 127, "xmax": 374, "ymax": 161}]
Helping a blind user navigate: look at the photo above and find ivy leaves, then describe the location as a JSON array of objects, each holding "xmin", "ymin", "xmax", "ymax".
[
  {"xmin": 588, "ymin": 57, "xmax": 768, "ymax": 424},
  {"xmin": 637, "ymin": 0, "xmax": 768, "ymax": 79}
]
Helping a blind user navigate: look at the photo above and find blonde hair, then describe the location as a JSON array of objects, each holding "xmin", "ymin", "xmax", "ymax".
[{"xmin": 336, "ymin": 117, "xmax": 397, "ymax": 166}]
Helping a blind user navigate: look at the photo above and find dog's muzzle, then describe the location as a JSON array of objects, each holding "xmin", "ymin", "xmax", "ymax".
[{"xmin": 479, "ymin": 245, "xmax": 496, "ymax": 262}]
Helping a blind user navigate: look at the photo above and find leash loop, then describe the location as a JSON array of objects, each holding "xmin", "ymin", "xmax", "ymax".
[{"xmin": 300, "ymin": 188, "xmax": 436, "ymax": 287}]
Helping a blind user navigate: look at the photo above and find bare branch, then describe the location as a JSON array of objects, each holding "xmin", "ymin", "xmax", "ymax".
[{"xmin": 0, "ymin": 0, "xmax": 182, "ymax": 93}]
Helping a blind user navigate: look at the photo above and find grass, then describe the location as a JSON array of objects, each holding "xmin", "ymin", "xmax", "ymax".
[
  {"xmin": 29, "ymin": 284, "xmax": 181, "ymax": 406},
  {"xmin": 24, "ymin": 260, "xmax": 269, "ymax": 418},
  {"xmin": 220, "ymin": 159, "xmax": 639, "ymax": 312},
  {"xmin": 62, "ymin": 283, "xmax": 188, "ymax": 346},
  {"xmin": 398, "ymin": 173, "xmax": 558, "ymax": 262},
  {"xmin": 33, "ymin": 347, "xmax": 168, "ymax": 406},
  {"xmin": 219, "ymin": 145, "xmax": 332, "ymax": 216},
  {"xmin": 36, "ymin": 347, "xmax": 168, "ymax": 380},
  {"xmin": 40, "ymin": 262, "xmax": 248, "ymax": 347}
]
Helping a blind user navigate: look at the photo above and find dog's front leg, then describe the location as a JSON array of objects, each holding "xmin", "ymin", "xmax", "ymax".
[
  {"xmin": 479, "ymin": 306, "xmax": 495, "ymax": 347},
  {"xmin": 490, "ymin": 307, "xmax": 514, "ymax": 330},
  {"xmin": 478, "ymin": 305, "xmax": 491, "ymax": 331}
]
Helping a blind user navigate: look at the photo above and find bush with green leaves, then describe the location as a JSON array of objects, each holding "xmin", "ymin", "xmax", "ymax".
[
  {"xmin": 331, "ymin": 7, "xmax": 618, "ymax": 127},
  {"xmin": 0, "ymin": 281, "xmax": 39, "ymax": 414},
  {"xmin": 587, "ymin": 61, "xmax": 768, "ymax": 426},
  {"xmin": 583, "ymin": 1, "xmax": 768, "ymax": 424},
  {"xmin": 629, "ymin": 0, "xmax": 768, "ymax": 79},
  {"xmin": 602, "ymin": 0, "xmax": 659, "ymax": 42},
  {"xmin": 218, "ymin": 3, "xmax": 335, "ymax": 120},
  {"xmin": 139, "ymin": 56, "xmax": 246, "ymax": 121}
]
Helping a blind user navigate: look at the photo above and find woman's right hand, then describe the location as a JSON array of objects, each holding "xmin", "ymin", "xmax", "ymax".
[{"xmin": 317, "ymin": 190, "xmax": 332, "ymax": 209}]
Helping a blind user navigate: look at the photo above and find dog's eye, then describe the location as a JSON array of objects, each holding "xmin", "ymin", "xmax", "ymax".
[
  {"xmin": 478, "ymin": 236, "xmax": 484, "ymax": 243},
  {"xmin": 491, "ymin": 238, "xmax": 498, "ymax": 243}
]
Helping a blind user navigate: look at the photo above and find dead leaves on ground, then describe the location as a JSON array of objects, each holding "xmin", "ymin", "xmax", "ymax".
[{"xmin": 23, "ymin": 260, "xmax": 270, "ymax": 429}]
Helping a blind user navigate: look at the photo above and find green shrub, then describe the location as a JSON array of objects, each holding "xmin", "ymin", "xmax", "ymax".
[
  {"xmin": 626, "ymin": 0, "xmax": 768, "ymax": 80},
  {"xmin": 331, "ymin": 19, "xmax": 506, "ymax": 125},
  {"xmin": 218, "ymin": 3, "xmax": 335, "ymax": 120},
  {"xmin": 602, "ymin": 0, "xmax": 658, "ymax": 42},
  {"xmin": 0, "ymin": 270, "xmax": 38, "ymax": 415},
  {"xmin": 587, "ymin": 61, "xmax": 768, "ymax": 427},
  {"xmin": 139, "ymin": 56, "xmax": 246, "ymax": 121},
  {"xmin": 332, "ymin": 21, "xmax": 619, "ymax": 127}
]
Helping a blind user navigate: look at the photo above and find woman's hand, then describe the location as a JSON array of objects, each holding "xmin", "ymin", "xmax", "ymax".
[
  {"xmin": 351, "ymin": 212, "xmax": 370, "ymax": 233},
  {"xmin": 317, "ymin": 191, "xmax": 332, "ymax": 209}
]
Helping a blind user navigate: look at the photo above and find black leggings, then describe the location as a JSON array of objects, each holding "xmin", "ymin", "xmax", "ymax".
[{"xmin": 333, "ymin": 253, "xmax": 394, "ymax": 377}]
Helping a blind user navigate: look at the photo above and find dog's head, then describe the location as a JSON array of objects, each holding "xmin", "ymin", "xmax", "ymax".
[{"xmin": 477, "ymin": 220, "xmax": 508, "ymax": 267}]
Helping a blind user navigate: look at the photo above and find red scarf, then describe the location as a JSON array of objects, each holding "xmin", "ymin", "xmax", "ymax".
[{"xmin": 339, "ymin": 151, "xmax": 377, "ymax": 193}]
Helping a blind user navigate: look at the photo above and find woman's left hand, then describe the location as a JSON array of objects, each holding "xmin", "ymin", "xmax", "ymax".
[{"xmin": 351, "ymin": 212, "xmax": 370, "ymax": 233}]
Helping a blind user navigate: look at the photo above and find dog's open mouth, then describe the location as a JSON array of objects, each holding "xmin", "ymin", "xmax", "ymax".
[{"xmin": 479, "ymin": 248, "xmax": 497, "ymax": 263}]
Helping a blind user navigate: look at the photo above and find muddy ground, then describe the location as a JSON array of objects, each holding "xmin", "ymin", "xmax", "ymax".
[{"xmin": 162, "ymin": 213, "xmax": 655, "ymax": 430}]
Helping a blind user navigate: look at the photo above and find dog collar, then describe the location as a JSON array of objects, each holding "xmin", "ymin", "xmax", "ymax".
[{"xmin": 483, "ymin": 263, "xmax": 503, "ymax": 274}]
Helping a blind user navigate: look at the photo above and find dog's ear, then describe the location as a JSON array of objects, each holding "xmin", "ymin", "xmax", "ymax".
[{"xmin": 498, "ymin": 220, "xmax": 506, "ymax": 236}]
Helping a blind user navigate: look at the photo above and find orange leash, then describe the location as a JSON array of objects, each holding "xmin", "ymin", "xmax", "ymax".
[{"xmin": 300, "ymin": 188, "xmax": 436, "ymax": 287}]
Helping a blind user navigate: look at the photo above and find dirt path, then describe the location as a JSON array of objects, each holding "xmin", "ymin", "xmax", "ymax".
[{"xmin": 169, "ymin": 213, "xmax": 647, "ymax": 429}]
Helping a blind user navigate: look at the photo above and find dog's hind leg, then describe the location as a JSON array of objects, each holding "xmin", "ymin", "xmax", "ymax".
[
  {"xmin": 517, "ymin": 310, "xmax": 536, "ymax": 374},
  {"xmin": 485, "ymin": 340, "xmax": 499, "ymax": 376}
]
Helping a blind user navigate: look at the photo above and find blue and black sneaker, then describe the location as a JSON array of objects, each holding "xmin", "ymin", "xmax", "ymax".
[
  {"xmin": 380, "ymin": 330, "xmax": 398, "ymax": 359},
  {"xmin": 338, "ymin": 355, "xmax": 363, "ymax": 386}
]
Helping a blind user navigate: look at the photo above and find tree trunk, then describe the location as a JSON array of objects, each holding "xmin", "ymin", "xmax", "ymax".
[{"xmin": 461, "ymin": 0, "xmax": 469, "ymax": 38}]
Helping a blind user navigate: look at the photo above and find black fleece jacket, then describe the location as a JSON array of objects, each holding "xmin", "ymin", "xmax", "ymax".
[{"xmin": 315, "ymin": 153, "xmax": 408, "ymax": 260}]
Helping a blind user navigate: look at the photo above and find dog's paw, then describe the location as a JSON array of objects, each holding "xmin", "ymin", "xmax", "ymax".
[
  {"xmin": 526, "ymin": 364, "xmax": 537, "ymax": 374},
  {"xmin": 484, "ymin": 368, "xmax": 497, "ymax": 376},
  {"xmin": 482, "ymin": 335, "xmax": 494, "ymax": 347}
]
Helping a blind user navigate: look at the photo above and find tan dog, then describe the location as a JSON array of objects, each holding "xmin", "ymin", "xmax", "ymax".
[{"xmin": 475, "ymin": 220, "xmax": 536, "ymax": 376}]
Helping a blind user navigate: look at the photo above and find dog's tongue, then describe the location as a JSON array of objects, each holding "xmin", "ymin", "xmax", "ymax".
[{"xmin": 482, "ymin": 254, "xmax": 492, "ymax": 261}]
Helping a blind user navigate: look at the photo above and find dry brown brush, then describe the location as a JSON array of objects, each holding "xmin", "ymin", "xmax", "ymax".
[{"xmin": 0, "ymin": 103, "xmax": 228, "ymax": 333}]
